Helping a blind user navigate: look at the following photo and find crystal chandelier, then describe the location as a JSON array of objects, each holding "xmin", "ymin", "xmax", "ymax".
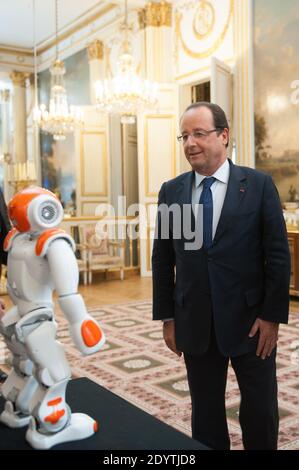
[
  {"xmin": 34, "ymin": 0, "xmax": 83, "ymax": 140},
  {"xmin": 94, "ymin": 0, "xmax": 158, "ymax": 124}
]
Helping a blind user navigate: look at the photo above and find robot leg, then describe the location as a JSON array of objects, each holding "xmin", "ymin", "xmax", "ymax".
[
  {"xmin": 0, "ymin": 319, "xmax": 38, "ymax": 428},
  {"xmin": 23, "ymin": 320, "xmax": 97, "ymax": 449}
]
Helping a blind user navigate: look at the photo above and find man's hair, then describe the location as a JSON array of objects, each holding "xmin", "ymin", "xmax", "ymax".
[{"xmin": 182, "ymin": 101, "xmax": 229, "ymax": 148}]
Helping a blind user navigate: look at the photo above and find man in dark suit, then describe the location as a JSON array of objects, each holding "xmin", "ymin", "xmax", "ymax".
[{"xmin": 152, "ymin": 102, "xmax": 290, "ymax": 450}]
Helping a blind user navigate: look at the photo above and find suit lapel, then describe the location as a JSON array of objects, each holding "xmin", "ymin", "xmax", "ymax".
[
  {"xmin": 176, "ymin": 171, "xmax": 195, "ymax": 233},
  {"xmin": 174, "ymin": 163, "xmax": 247, "ymax": 244},
  {"xmin": 213, "ymin": 160, "xmax": 247, "ymax": 244},
  {"xmin": 177, "ymin": 171, "xmax": 194, "ymax": 204}
]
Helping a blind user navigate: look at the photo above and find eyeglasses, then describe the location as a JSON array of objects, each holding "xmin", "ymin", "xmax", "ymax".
[{"xmin": 177, "ymin": 128, "xmax": 223, "ymax": 143}]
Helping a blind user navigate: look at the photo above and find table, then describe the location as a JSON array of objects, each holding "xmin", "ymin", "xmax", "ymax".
[{"xmin": 0, "ymin": 377, "xmax": 207, "ymax": 450}]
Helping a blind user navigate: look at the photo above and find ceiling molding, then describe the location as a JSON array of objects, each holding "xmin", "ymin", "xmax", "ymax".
[
  {"xmin": 0, "ymin": 2, "xmax": 120, "ymax": 59},
  {"xmin": 0, "ymin": 0, "xmax": 149, "ymax": 72},
  {"xmin": 0, "ymin": 46, "xmax": 33, "ymax": 57},
  {"xmin": 37, "ymin": 3, "xmax": 117, "ymax": 55}
]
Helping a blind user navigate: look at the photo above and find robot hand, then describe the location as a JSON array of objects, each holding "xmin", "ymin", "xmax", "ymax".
[
  {"xmin": 68, "ymin": 314, "xmax": 105, "ymax": 356},
  {"xmin": 58, "ymin": 293, "xmax": 105, "ymax": 356}
]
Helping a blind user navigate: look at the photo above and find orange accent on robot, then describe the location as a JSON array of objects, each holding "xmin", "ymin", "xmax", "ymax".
[
  {"xmin": 8, "ymin": 187, "xmax": 59, "ymax": 232},
  {"xmin": 47, "ymin": 397, "xmax": 63, "ymax": 406},
  {"xmin": 36, "ymin": 228, "xmax": 66, "ymax": 256},
  {"xmin": 81, "ymin": 319, "xmax": 103, "ymax": 347},
  {"xmin": 93, "ymin": 421, "xmax": 99, "ymax": 433},
  {"xmin": 4, "ymin": 227, "xmax": 18, "ymax": 251},
  {"xmin": 0, "ymin": 185, "xmax": 105, "ymax": 449},
  {"xmin": 44, "ymin": 408, "xmax": 66, "ymax": 425}
]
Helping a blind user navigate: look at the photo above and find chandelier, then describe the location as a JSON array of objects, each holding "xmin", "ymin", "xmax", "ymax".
[
  {"xmin": 34, "ymin": 0, "xmax": 83, "ymax": 140},
  {"xmin": 94, "ymin": 0, "xmax": 158, "ymax": 124}
]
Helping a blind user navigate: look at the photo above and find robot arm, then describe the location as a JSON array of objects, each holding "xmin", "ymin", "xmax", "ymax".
[{"xmin": 46, "ymin": 238, "xmax": 105, "ymax": 355}]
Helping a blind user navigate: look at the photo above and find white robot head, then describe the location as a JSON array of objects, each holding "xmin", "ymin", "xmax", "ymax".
[{"xmin": 8, "ymin": 186, "xmax": 64, "ymax": 233}]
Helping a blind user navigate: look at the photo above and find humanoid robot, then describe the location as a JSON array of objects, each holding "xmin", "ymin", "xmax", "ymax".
[{"xmin": 0, "ymin": 187, "xmax": 105, "ymax": 449}]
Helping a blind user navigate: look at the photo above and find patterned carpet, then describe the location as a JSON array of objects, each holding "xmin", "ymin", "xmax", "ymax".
[
  {"xmin": 52, "ymin": 300, "xmax": 299, "ymax": 450},
  {"xmin": 1, "ymin": 300, "xmax": 299, "ymax": 450}
]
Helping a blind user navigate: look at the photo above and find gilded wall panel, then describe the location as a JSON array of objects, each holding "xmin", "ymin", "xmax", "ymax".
[
  {"xmin": 81, "ymin": 131, "xmax": 108, "ymax": 197},
  {"xmin": 144, "ymin": 115, "xmax": 176, "ymax": 197},
  {"xmin": 174, "ymin": 0, "xmax": 234, "ymax": 81}
]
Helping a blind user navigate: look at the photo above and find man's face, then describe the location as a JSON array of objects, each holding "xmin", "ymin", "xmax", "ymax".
[{"xmin": 180, "ymin": 106, "xmax": 229, "ymax": 175}]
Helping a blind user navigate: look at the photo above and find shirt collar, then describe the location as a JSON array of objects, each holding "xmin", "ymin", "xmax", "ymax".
[{"xmin": 194, "ymin": 158, "xmax": 230, "ymax": 188}]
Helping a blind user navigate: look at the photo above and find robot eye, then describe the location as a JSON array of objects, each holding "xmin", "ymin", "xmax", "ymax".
[{"xmin": 39, "ymin": 202, "xmax": 59, "ymax": 224}]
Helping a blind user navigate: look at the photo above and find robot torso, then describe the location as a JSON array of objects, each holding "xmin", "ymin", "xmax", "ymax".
[{"xmin": 7, "ymin": 233, "xmax": 54, "ymax": 316}]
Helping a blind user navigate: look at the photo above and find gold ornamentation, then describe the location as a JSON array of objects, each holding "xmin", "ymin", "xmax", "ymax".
[
  {"xmin": 0, "ymin": 46, "xmax": 32, "ymax": 57},
  {"xmin": 7, "ymin": 161, "xmax": 37, "ymax": 193},
  {"xmin": 0, "ymin": 265, "xmax": 7, "ymax": 295},
  {"xmin": 193, "ymin": 0, "xmax": 215, "ymax": 40},
  {"xmin": 28, "ymin": 73, "xmax": 36, "ymax": 86},
  {"xmin": 87, "ymin": 40, "xmax": 104, "ymax": 61},
  {"xmin": 105, "ymin": 45, "xmax": 112, "ymax": 78},
  {"xmin": 175, "ymin": 0, "xmax": 233, "ymax": 59},
  {"xmin": 138, "ymin": 9, "xmax": 146, "ymax": 30},
  {"xmin": 10, "ymin": 70, "xmax": 29, "ymax": 87},
  {"xmin": 3, "ymin": 153, "xmax": 12, "ymax": 164},
  {"xmin": 0, "ymin": 89, "xmax": 10, "ymax": 103},
  {"xmin": 139, "ymin": 1, "xmax": 172, "ymax": 28}
]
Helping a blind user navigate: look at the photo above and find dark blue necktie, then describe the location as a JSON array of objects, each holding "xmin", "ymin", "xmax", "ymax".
[{"xmin": 199, "ymin": 177, "xmax": 216, "ymax": 249}]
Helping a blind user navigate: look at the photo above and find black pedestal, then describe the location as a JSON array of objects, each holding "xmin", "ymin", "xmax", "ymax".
[{"xmin": 0, "ymin": 377, "xmax": 207, "ymax": 450}]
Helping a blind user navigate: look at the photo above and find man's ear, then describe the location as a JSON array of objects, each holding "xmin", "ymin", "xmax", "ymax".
[{"xmin": 223, "ymin": 128, "xmax": 229, "ymax": 146}]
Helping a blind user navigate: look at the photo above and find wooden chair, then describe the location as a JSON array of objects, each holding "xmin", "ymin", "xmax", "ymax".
[
  {"xmin": 75, "ymin": 242, "xmax": 89, "ymax": 285},
  {"xmin": 80, "ymin": 223, "xmax": 125, "ymax": 284},
  {"xmin": 70, "ymin": 226, "xmax": 89, "ymax": 285}
]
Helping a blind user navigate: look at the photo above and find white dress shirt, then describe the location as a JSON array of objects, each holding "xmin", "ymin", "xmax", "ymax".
[
  {"xmin": 163, "ymin": 159, "xmax": 230, "ymax": 322},
  {"xmin": 192, "ymin": 158, "xmax": 230, "ymax": 239}
]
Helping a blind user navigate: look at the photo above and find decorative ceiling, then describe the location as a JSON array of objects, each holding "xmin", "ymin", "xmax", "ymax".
[{"xmin": 0, "ymin": 0, "xmax": 147, "ymax": 51}]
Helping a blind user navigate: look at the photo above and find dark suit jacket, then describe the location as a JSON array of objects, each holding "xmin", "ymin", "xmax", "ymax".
[
  {"xmin": 152, "ymin": 160, "xmax": 290, "ymax": 357},
  {"xmin": 0, "ymin": 189, "xmax": 11, "ymax": 265}
]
